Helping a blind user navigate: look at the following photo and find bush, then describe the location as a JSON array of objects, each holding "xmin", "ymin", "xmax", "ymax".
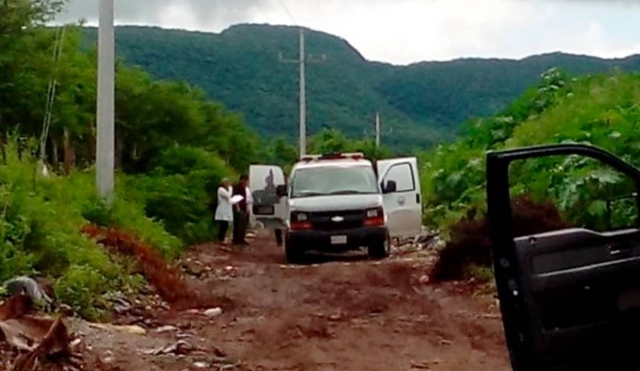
[
  {"xmin": 122, "ymin": 146, "xmax": 234, "ymax": 245},
  {"xmin": 432, "ymin": 195, "xmax": 569, "ymax": 282}
]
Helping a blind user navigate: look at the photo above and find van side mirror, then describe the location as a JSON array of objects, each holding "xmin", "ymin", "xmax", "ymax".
[
  {"xmin": 276, "ymin": 184, "xmax": 287, "ymax": 197},
  {"xmin": 382, "ymin": 180, "xmax": 396, "ymax": 193}
]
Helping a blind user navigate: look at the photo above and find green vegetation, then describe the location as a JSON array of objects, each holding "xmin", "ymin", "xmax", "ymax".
[
  {"xmin": 0, "ymin": 0, "xmax": 257, "ymax": 318},
  {"xmin": 0, "ymin": 1, "xmax": 393, "ymax": 318},
  {"xmin": 83, "ymin": 25, "xmax": 640, "ymax": 151},
  {"xmin": 5, "ymin": 0, "xmax": 640, "ymax": 312},
  {"xmin": 423, "ymin": 67, "xmax": 640, "ymax": 279}
]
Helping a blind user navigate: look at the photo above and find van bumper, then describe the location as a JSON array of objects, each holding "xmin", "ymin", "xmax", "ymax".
[{"xmin": 286, "ymin": 226, "xmax": 388, "ymax": 252}]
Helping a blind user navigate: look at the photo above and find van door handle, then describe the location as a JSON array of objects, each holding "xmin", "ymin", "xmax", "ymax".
[
  {"xmin": 609, "ymin": 241, "xmax": 634, "ymax": 256},
  {"xmin": 416, "ymin": 194, "xmax": 420, "ymax": 203}
]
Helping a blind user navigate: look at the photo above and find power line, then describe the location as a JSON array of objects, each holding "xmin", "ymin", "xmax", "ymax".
[
  {"xmin": 39, "ymin": 25, "xmax": 66, "ymax": 164},
  {"xmin": 279, "ymin": 28, "xmax": 326, "ymax": 157},
  {"xmin": 218, "ymin": 0, "xmax": 320, "ymax": 155},
  {"xmin": 218, "ymin": 0, "xmax": 233, "ymax": 13},
  {"xmin": 274, "ymin": 0, "xmax": 297, "ymax": 24}
]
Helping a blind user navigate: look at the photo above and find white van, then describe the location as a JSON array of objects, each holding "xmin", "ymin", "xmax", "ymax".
[{"xmin": 249, "ymin": 152, "xmax": 422, "ymax": 263}]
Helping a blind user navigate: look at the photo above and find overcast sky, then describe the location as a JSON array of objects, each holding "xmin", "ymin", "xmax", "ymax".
[{"xmin": 56, "ymin": 0, "xmax": 640, "ymax": 65}]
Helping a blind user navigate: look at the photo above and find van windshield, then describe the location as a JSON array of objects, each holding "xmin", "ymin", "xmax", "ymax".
[{"xmin": 290, "ymin": 166, "xmax": 379, "ymax": 198}]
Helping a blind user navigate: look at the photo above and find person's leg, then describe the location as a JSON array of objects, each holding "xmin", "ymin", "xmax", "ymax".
[
  {"xmin": 232, "ymin": 210, "xmax": 243, "ymax": 244},
  {"xmin": 239, "ymin": 211, "xmax": 250, "ymax": 244},
  {"xmin": 218, "ymin": 221, "xmax": 228, "ymax": 243},
  {"xmin": 275, "ymin": 228, "xmax": 283, "ymax": 246}
]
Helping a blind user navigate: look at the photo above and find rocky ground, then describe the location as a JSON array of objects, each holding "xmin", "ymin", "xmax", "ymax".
[{"xmin": 0, "ymin": 230, "xmax": 510, "ymax": 371}]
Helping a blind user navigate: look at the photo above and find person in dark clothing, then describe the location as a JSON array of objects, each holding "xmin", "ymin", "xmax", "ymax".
[
  {"xmin": 232, "ymin": 174, "xmax": 250, "ymax": 245},
  {"xmin": 274, "ymin": 172, "xmax": 288, "ymax": 247}
]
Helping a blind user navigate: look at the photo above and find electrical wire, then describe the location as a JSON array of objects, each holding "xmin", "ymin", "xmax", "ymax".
[
  {"xmin": 39, "ymin": 23, "xmax": 66, "ymax": 162},
  {"xmin": 274, "ymin": 0, "xmax": 297, "ymax": 25}
]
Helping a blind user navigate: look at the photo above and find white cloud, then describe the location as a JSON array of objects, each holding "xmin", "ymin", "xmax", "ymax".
[
  {"xmin": 533, "ymin": 20, "xmax": 640, "ymax": 58},
  {"xmin": 281, "ymin": 0, "xmax": 556, "ymax": 63},
  {"xmin": 58, "ymin": 0, "xmax": 640, "ymax": 64},
  {"xmin": 157, "ymin": 4, "xmax": 199, "ymax": 30}
]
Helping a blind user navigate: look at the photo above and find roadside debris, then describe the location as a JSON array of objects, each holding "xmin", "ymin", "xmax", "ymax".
[
  {"xmin": 204, "ymin": 307, "xmax": 223, "ymax": 317},
  {"xmin": 88, "ymin": 323, "xmax": 147, "ymax": 335},
  {"xmin": 0, "ymin": 294, "xmax": 82, "ymax": 371},
  {"xmin": 141, "ymin": 340, "xmax": 200, "ymax": 356},
  {"xmin": 3, "ymin": 277, "xmax": 56, "ymax": 310},
  {"xmin": 411, "ymin": 359, "xmax": 443, "ymax": 369},
  {"xmin": 155, "ymin": 325, "xmax": 177, "ymax": 333},
  {"xmin": 393, "ymin": 230, "xmax": 442, "ymax": 256}
]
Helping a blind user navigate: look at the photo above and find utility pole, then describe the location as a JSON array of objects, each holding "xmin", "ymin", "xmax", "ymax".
[
  {"xmin": 279, "ymin": 28, "xmax": 326, "ymax": 157},
  {"xmin": 375, "ymin": 112, "xmax": 381, "ymax": 147},
  {"xmin": 96, "ymin": 0, "xmax": 115, "ymax": 203}
]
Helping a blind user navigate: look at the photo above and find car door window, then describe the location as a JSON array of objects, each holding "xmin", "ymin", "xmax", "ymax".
[
  {"xmin": 487, "ymin": 144, "xmax": 640, "ymax": 371},
  {"xmin": 383, "ymin": 163, "xmax": 415, "ymax": 192},
  {"xmin": 510, "ymin": 156, "xmax": 638, "ymax": 232}
]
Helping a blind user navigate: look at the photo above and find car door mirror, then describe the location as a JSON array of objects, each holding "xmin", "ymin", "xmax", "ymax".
[
  {"xmin": 276, "ymin": 184, "xmax": 287, "ymax": 197},
  {"xmin": 382, "ymin": 180, "xmax": 396, "ymax": 193}
]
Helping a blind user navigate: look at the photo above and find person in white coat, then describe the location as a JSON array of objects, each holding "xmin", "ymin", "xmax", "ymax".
[{"xmin": 215, "ymin": 178, "xmax": 233, "ymax": 245}]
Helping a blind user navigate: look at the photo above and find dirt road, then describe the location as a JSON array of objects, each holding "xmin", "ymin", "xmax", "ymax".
[{"xmin": 71, "ymin": 231, "xmax": 510, "ymax": 371}]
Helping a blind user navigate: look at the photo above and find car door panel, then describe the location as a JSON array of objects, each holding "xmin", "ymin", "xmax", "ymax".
[
  {"xmin": 249, "ymin": 164, "xmax": 287, "ymax": 229},
  {"xmin": 377, "ymin": 157, "xmax": 422, "ymax": 238},
  {"xmin": 486, "ymin": 144, "xmax": 640, "ymax": 371}
]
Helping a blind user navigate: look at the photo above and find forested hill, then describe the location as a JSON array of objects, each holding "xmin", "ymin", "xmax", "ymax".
[{"xmin": 83, "ymin": 24, "xmax": 640, "ymax": 150}]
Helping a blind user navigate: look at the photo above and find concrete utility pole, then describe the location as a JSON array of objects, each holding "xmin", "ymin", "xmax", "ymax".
[
  {"xmin": 375, "ymin": 112, "xmax": 381, "ymax": 147},
  {"xmin": 96, "ymin": 0, "xmax": 115, "ymax": 203},
  {"xmin": 279, "ymin": 28, "xmax": 326, "ymax": 157}
]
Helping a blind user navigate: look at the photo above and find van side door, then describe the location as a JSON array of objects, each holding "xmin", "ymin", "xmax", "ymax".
[{"xmin": 376, "ymin": 157, "xmax": 422, "ymax": 238}]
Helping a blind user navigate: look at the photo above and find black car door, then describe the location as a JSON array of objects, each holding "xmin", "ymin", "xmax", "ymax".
[{"xmin": 486, "ymin": 144, "xmax": 640, "ymax": 371}]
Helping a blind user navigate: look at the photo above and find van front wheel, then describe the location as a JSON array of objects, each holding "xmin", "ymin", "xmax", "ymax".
[
  {"xmin": 368, "ymin": 234, "xmax": 391, "ymax": 259},
  {"xmin": 284, "ymin": 238, "xmax": 305, "ymax": 264}
]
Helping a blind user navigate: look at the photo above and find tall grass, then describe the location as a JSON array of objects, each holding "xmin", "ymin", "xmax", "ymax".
[{"xmin": 0, "ymin": 138, "xmax": 181, "ymax": 319}]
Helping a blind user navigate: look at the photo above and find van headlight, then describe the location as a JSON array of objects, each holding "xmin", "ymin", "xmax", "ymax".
[
  {"xmin": 366, "ymin": 208, "xmax": 381, "ymax": 218},
  {"xmin": 364, "ymin": 207, "xmax": 385, "ymax": 226},
  {"xmin": 292, "ymin": 212, "xmax": 308, "ymax": 221}
]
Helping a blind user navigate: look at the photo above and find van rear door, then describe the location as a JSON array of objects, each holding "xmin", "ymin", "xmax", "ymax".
[{"xmin": 249, "ymin": 165, "xmax": 287, "ymax": 229}]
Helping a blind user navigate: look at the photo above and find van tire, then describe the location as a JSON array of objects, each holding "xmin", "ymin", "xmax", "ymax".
[
  {"xmin": 368, "ymin": 234, "xmax": 391, "ymax": 259},
  {"xmin": 284, "ymin": 238, "xmax": 305, "ymax": 264}
]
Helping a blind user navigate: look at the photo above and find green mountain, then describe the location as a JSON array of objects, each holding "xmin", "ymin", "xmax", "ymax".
[{"xmin": 82, "ymin": 24, "xmax": 640, "ymax": 150}]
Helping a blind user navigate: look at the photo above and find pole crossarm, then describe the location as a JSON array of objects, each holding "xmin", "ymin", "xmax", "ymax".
[{"xmin": 278, "ymin": 28, "xmax": 326, "ymax": 157}]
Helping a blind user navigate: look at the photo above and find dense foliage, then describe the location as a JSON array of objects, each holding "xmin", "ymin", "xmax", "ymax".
[
  {"xmin": 0, "ymin": 1, "xmax": 265, "ymax": 244},
  {"xmin": 82, "ymin": 25, "xmax": 640, "ymax": 151},
  {"xmin": 0, "ymin": 0, "xmax": 260, "ymax": 317},
  {"xmin": 423, "ymin": 68, "xmax": 640, "ymax": 278}
]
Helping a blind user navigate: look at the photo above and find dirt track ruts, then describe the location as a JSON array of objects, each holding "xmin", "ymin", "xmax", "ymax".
[{"xmin": 77, "ymin": 230, "xmax": 510, "ymax": 371}]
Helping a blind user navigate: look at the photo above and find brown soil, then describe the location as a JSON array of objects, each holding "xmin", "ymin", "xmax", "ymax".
[{"xmin": 66, "ymin": 231, "xmax": 510, "ymax": 371}]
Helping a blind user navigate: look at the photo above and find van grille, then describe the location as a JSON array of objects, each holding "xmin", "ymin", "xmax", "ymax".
[{"xmin": 310, "ymin": 210, "xmax": 365, "ymax": 231}]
